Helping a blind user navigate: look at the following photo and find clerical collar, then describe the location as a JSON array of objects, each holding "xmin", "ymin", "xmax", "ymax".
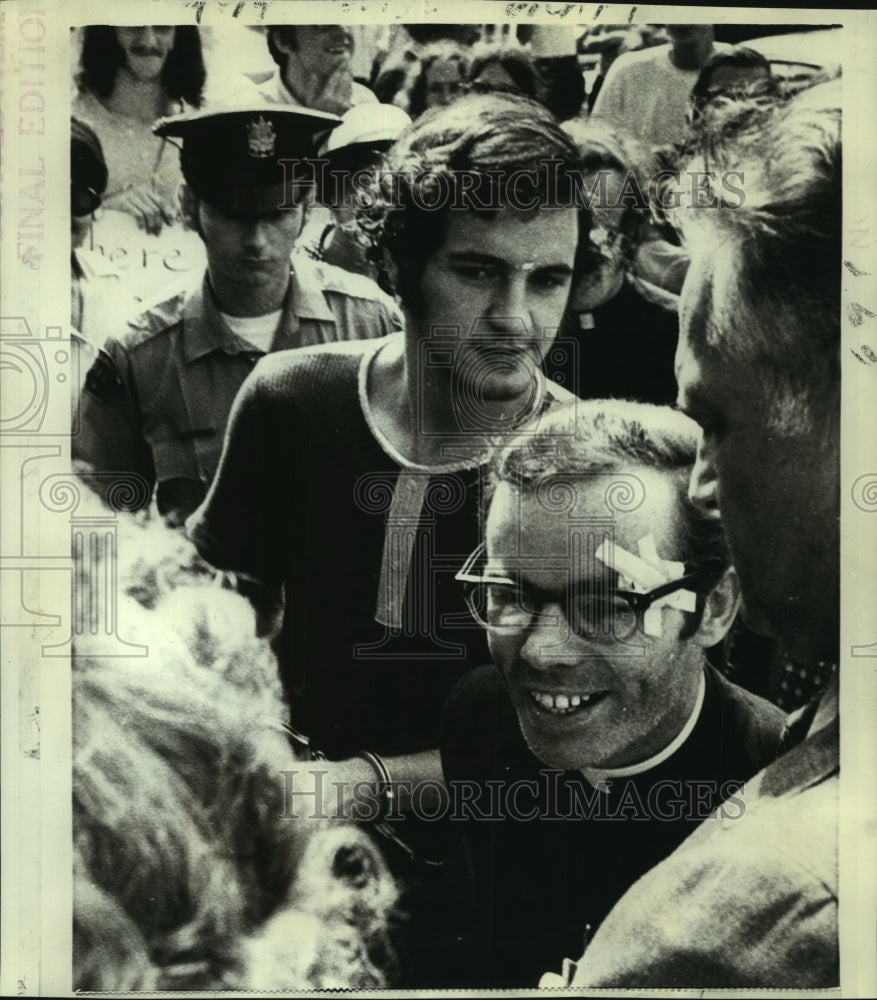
[{"xmin": 582, "ymin": 669, "xmax": 706, "ymax": 790}]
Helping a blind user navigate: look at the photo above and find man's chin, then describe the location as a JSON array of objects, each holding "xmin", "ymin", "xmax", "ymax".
[
  {"xmin": 474, "ymin": 373, "xmax": 537, "ymax": 400},
  {"xmin": 520, "ymin": 728, "xmax": 594, "ymax": 774},
  {"xmin": 127, "ymin": 56, "xmax": 166, "ymax": 81},
  {"xmin": 449, "ymin": 373, "xmax": 544, "ymax": 435},
  {"xmin": 452, "ymin": 351, "xmax": 544, "ymax": 403},
  {"xmin": 232, "ymin": 260, "xmax": 282, "ymax": 282}
]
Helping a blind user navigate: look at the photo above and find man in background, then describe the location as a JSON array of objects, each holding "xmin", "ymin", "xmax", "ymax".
[
  {"xmin": 592, "ymin": 25, "xmax": 727, "ymax": 148},
  {"xmin": 260, "ymin": 25, "xmax": 377, "ymax": 114}
]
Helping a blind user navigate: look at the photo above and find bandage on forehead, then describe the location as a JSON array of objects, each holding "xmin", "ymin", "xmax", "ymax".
[{"xmin": 595, "ymin": 535, "xmax": 696, "ymax": 638}]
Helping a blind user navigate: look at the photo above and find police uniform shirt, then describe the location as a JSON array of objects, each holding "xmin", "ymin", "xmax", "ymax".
[{"xmin": 73, "ymin": 257, "xmax": 401, "ymax": 522}]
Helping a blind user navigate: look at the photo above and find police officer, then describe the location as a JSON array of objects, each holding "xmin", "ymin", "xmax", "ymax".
[{"xmin": 74, "ymin": 103, "xmax": 401, "ymax": 524}]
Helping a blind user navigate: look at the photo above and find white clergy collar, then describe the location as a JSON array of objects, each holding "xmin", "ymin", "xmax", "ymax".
[{"xmin": 581, "ymin": 668, "xmax": 706, "ymax": 790}]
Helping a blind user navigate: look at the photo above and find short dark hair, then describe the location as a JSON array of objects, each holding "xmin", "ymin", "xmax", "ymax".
[
  {"xmin": 468, "ymin": 47, "xmax": 544, "ymax": 101},
  {"xmin": 71, "ymin": 116, "xmax": 108, "ymax": 194},
  {"xmin": 77, "ymin": 26, "xmax": 205, "ymax": 107},
  {"xmin": 362, "ymin": 92, "xmax": 587, "ymax": 313},
  {"xmin": 266, "ymin": 25, "xmax": 297, "ymax": 69},
  {"xmin": 675, "ymin": 81, "xmax": 841, "ymax": 432},
  {"xmin": 691, "ymin": 46, "xmax": 778, "ymax": 116},
  {"xmin": 488, "ymin": 398, "xmax": 730, "ymax": 572}
]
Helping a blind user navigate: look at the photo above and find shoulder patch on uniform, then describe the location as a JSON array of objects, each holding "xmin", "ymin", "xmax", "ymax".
[
  {"xmin": 84, "ymin": 352, "xmax": 122, "ymax": 402},
  {"xmin": 311, "ymin": 258, "xmax": 403, "ymax": 327},
  {"xmin": 122, "ymin": 288, "xmax": 190, "ymax": 348},
  {"xmin": 304, "ymin": 255, "xmax": 387, "ymax": 302}
]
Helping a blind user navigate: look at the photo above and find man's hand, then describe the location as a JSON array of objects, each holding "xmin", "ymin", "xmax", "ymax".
[
  {"xmin": 307, "ymin": 62, "xmax": 354, "ymax": 117},
  {"xmin": 103, "ymin": 183, "xmax": 178, "ymax": 236}
]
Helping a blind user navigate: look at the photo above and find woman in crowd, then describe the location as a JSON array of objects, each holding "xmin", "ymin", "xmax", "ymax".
[
  {"xmin": 406, "ymin": 43, "xmax": 470, "ymax": 117},
  {"xmin": 73, "ymin": 502, "xmax": 402, "ymax": 991},
  {"xmin": 466, "ymin": 41, "xmax": 585, "ymax": 121},
  {"xmin": 73, "ymin": 26, "xmax": 205, "ymax": 234}
]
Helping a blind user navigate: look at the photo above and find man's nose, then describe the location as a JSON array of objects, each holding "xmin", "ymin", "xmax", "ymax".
[
  {"xmin": 136, "ymin": 26, "xmax": 157, "ymax": 47},
  {"xmin": 519, "ymin": 601, "xmax": 581, "ymax": 670},
  {"xmin": 488, "ymin": 276, "xmax": 530, "ymax": 334},
  {"xmin": 244, "ymin": 221, "xmax": 270, "ymax": 251},
  {"xmin": 688, "ymin": 440, "xmax": 720, "ymax": 517}
]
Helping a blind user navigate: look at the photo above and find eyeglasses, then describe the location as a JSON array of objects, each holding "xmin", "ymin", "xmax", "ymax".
[
  {"xmin": 455, "ymin": 542, "xmax": 725, "ymax": 644},
  {"xmin": 71, "ymin": 185, "xmax": 102, "ymax": 218}
]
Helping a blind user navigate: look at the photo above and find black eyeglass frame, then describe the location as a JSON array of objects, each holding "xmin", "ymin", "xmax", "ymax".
[{"xmin": 455, "ymin": 541, "xmax": 727, "ymax": 639}]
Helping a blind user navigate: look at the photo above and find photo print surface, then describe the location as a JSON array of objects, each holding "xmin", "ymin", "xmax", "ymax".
[{"xmin": 1, "ymin": 2, "xmax": 875, "ymax": 995}]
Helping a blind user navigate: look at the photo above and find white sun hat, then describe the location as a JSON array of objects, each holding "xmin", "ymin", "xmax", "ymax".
[{"xmin": 318, "ymin": 102, "xmax": 413, "ymax": 157}]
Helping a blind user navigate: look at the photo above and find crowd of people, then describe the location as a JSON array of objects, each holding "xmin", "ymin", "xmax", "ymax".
[{"xmin": 69, "ymin": 18, "xmax": 843, "ymax": 991}]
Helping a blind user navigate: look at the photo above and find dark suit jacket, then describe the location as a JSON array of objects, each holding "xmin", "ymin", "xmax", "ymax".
[{"xmin": 568, "ymin": 685, "xmax": 838, "ymax": 988}]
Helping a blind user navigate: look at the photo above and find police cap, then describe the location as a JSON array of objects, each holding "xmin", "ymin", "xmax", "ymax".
[{"xmin": 154, "ymin": 103, "xmax": 341, "ymax": 216}]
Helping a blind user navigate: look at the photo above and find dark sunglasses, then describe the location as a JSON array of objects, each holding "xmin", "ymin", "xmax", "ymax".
[{"xmin": 71, "ymin": 185, "xmax": 102, "ymax": 218}]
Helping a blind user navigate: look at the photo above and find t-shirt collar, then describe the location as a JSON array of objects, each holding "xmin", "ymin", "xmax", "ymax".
[{"xmin": 183, "ymin": 263, "xmax": 335, "ymax": 361}]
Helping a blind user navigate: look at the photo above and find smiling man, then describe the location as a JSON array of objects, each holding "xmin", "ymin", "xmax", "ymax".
[
  {"xmin": 441, "ymin": 398, "xmax": 785, "ymax": 986},
  {"xmin": 74, "ymin": 104, "xmax": 400, "ymax": 525},
  {"xmin": 261, "ymin": 24, "xmax": 377, "ymax": 115}
]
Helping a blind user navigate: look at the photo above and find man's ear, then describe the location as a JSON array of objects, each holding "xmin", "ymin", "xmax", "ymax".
[
  {"xmin": 693, "ymin": 565, "xmax": 741, "ymax": 650},
  {"xmin": 269, "ymin": 26, "xmax": 295, "ymax": 59},
  {"xmin": 292, "ymin": 185, "xmax": 315, "ymax": 237},
  {"xmin": 179, "ymin": 184, "xmax": 200, "ymax": 233}
]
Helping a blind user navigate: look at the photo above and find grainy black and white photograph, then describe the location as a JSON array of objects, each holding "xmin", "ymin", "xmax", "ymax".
[{"xmin": 1, "ymin": 1, "xmax": 875, "ymax": 995}]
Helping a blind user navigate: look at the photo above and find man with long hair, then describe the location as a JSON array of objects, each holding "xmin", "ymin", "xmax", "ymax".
[{"xmin": 74, "ymin": 25, "xmax": 205, "ymax": 233}]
